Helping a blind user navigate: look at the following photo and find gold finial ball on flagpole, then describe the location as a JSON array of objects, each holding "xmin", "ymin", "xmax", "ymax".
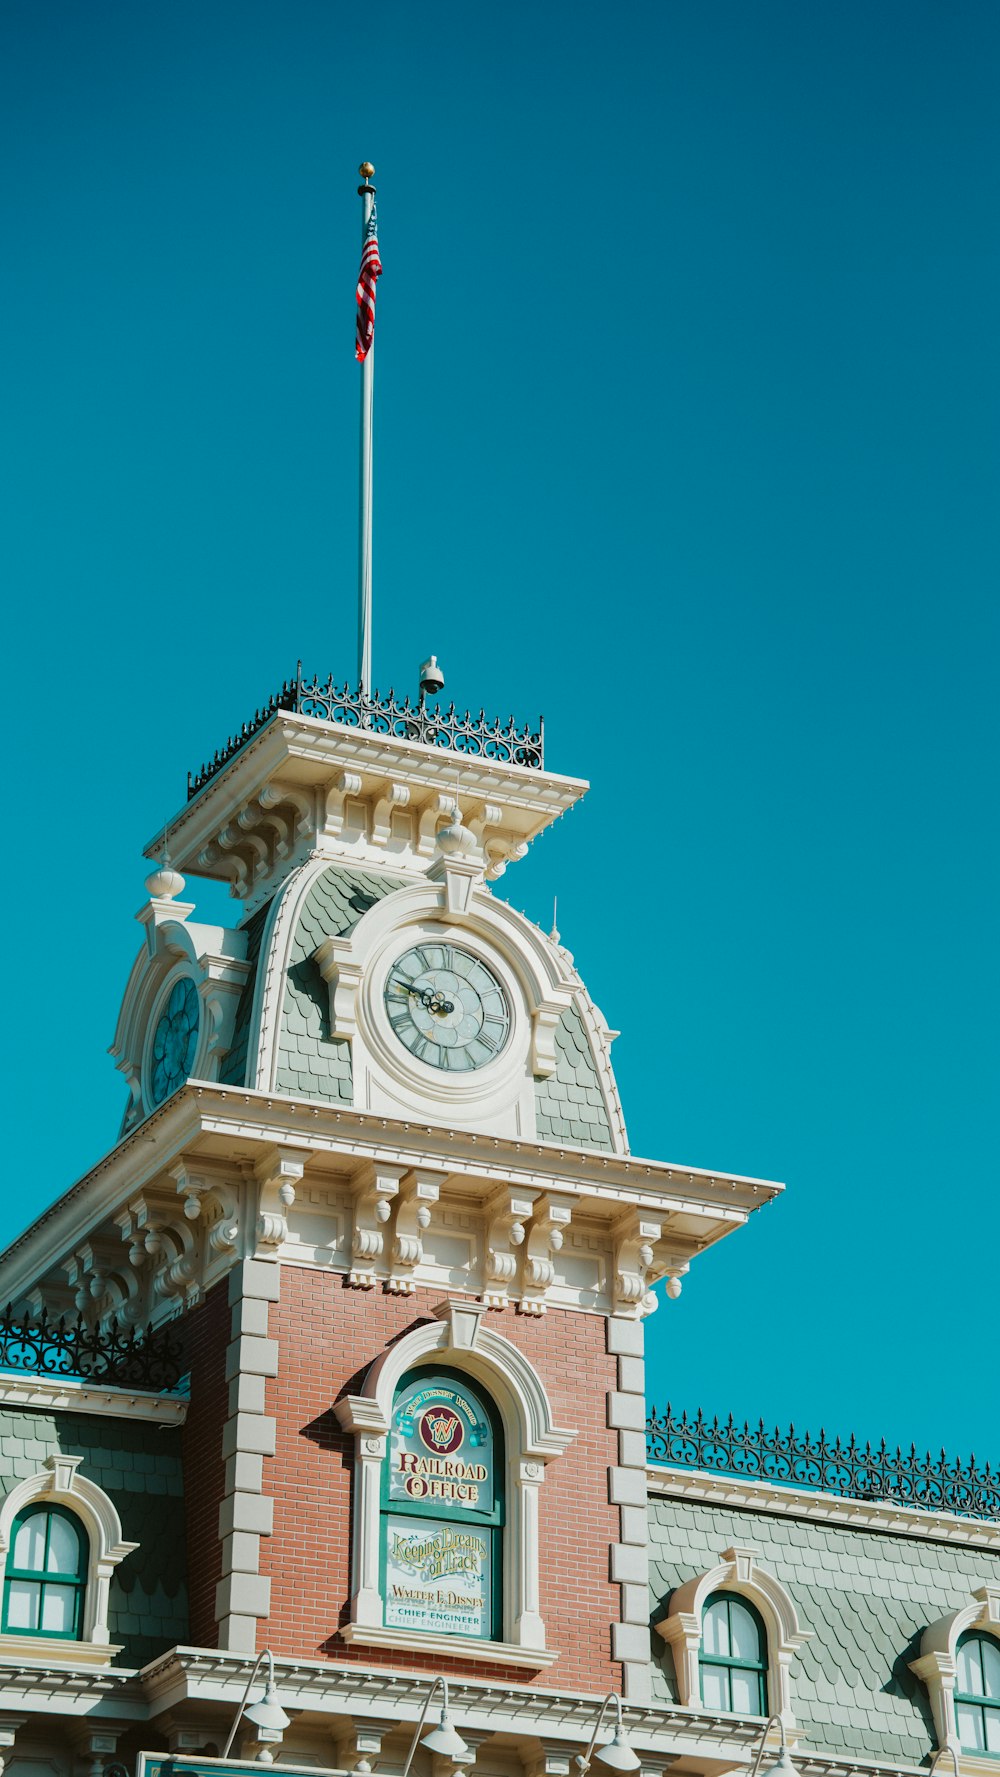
[{"xmin": 359, "ymin": 162, "xmax": 375, "ymax": 180}]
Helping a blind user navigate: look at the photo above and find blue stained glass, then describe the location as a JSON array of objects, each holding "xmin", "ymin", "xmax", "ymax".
[{"xmin": 149, "ymin": 978, "xmax": 200, "ymax": 1106}]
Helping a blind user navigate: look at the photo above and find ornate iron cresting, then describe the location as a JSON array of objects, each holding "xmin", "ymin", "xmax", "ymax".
[
  {"xmin": 646, "ymin": 1404, "xmax": 1000, "ymax": 1522},
  {"xmin": 187, "ymin": 666, "xmax": 545, "ymax": 798},
  {"xmin": 0, "ymin": 1306, "xmax": 185, "ymax": 1394}
]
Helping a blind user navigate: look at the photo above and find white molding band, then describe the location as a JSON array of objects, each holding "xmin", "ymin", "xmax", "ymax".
[
  {"xmin": 0, "ymin": 1374, "xmax": 187, "ymax": 1424},
  {"xmin": 339, "ymin": 1623, "xmax": 560, "ymax": 1668},
  {"xmin": 648, "ymin": 1463, "xmax": 1000, "ymax": 1551}
]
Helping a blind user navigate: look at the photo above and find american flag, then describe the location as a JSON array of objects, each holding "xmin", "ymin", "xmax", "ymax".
[{"xmin": 355, "ymin": 200, "xmax": 382, "ymax": 362}]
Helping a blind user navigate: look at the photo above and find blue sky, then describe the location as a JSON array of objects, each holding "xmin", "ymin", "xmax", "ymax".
[{"xmin": 2, "ymin": 1, "xmax": 997, "ymax": 1462}]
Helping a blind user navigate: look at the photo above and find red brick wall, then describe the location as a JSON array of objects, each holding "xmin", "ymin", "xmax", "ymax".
[
  {"xmin": 180, "ymin": 1279, "xmax": 230, "ymax": 1647},
  {"xmin": 257, "ymin": 1268, "xmax": 621, "ymax": 1693}
]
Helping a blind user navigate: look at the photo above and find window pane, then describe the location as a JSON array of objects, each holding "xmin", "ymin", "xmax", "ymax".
[
  {"xmin": 45, "ymin": 1515, "xmax": 79, "ymax": 1576},
  {"xmin": 957, "ymin": 1702, "xmax": 985, "ymax": 1752},
  {"xmin": 985, "ymin": 1707, "xmax": 1000, "ymax": 1755},
  {"xmin": 959, "ymin": 1639, "xmax": 986, "ymax": 1697},
  {"xmin": 12, "ymin": 1513, "xmax": 47, "ymax": 1572},
  {"xmin": 729, "ymin": 1599, "xmax": 763, "ymax": 1663},
  {"xmin": 982, "ymin": 1639, "xmax": 1000, "ymax": 1701},
  {"xmin": 703, "ymin": 1599, "xmax": 729, "ymax": 1658},
  {"xmin": 5, "ymin": 1579, "xmax": 40, "ymax": 1630},
  {"xmin": 731, "ymin": 1666, "xmax": 761, "ymax": 1715},
  {"xmin": 701, "ymin": 1664, "xmax": 728, "ymax": 1710},
  {"xmin": 40, "ymin": 1584, "xmax": 76, "ymax": 1635}
]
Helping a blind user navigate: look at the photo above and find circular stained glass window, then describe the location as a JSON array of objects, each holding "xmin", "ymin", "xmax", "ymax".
[{"xmin": 148, "ymin": 977, "xmax": 200, "ymax": 1107}]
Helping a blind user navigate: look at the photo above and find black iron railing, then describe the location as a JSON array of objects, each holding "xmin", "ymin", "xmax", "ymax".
[
  {"xmin": 646, "ymin": 1404, "xmax": 1000, "ymax": 1521},
  {"xmin": 0, "ymin": 1306, "xmax": 186, "ymax": 1394},
  {"xmin": 187, "ymin": 667, "xmax": 545, "ymax": 798}
]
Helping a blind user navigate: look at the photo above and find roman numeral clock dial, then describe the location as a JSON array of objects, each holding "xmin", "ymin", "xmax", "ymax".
[{"xmin": 384, "ymin": 944, "xmax": 511, "ymax": 1073}]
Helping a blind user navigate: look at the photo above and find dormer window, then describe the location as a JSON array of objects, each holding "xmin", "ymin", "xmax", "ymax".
[
  {"xmin": 956, "ymin": 1632, "xmax": 1000, "ymax": 1753},
  {"xmin": 2, "ymin": 1505, "xmax": 86, "ymax": 1639},
  {"xmin": 699, "ymin": 1591, "xmax": 768, "ymax": 1714}
]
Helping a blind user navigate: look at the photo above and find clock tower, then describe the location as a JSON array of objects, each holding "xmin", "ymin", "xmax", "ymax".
[{"xmin": 0, "ymin": 666, "xmax": 782, "ymax": 1758}]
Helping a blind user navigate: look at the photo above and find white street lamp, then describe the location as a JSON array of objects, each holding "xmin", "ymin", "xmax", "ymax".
[
  {"xmin": 574, "ymin": 1693, "xmax": 641, "ymax": 1774},
  {"xmin": 747, "ymin": 1716, "xmax": 802, "ymax": 1777},
  {"xmin": 929, "ymin": 1749, "xmax": 961, "ymax": 1777},
  {"xmin": 222, "ymin": 1648, "xmax": 292, "ymax": 1762},
  {"xmin": 399, "ymin": 1676, "xmax": 471, "ymax": 1775}
]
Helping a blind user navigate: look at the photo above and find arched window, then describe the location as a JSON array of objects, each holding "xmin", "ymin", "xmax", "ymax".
[
  {"xmin": 2, "ymin": 1505, "xmax": 86, "ymax": 1639},
  {"xmin": 383, "ymin": 1365, "xmax": 504, "ymax": 1642},
  {"xmin": 699, "ymin": 1591, "xmax": 768, "ymax": 1714},
  {"xmin": 955, "ymin": 1632, "xmax": 1000, "ymax": 1753}
]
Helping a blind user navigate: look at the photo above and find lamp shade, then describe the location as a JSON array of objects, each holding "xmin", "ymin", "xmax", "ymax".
[
  {"xmin": 422, "ymin": 1717, "xmax": 471, "ymax": 1762},
  {"xmin": 594, "ymin": 1727, "xmax": 641, "ymax": 1773},
  {"xmin": 244, "ymin": 1683, "xmax": 291, "ymax": 1733},
  {"xmin": 759, "ymin": 1749, "xmax": 801, "ymax": 1777}
]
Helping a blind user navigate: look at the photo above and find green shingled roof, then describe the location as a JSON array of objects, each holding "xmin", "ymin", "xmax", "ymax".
[
  {"xmin": 534, "ymin": 1001, "xmax": 614, "ymax": 1150},
  {"xmin": 219, "ymin": 897, "xmax": 272, "ymax": 1087},
  {"xmin": 274, "ymin": 863, "xmax": 404, "ymax": 1104},
  {"xmin": 649, "ymin": 1492, "xmax": 1000, "ymax": 1763},
  {"xmin": 0, "ymin": 1408, "xmax": 187, "ymax": 1666}
]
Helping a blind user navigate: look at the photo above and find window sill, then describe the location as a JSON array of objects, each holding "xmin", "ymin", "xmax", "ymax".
[
  {"xmin": 0, "ymin": 1634, "xmax": 123, "ymax": 1669},
  {"xmin": 340, "ymin": 1624, "xmax": 559, "ymax": 1668}
]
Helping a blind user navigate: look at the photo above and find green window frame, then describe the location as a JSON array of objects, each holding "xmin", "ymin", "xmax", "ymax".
[
  {"xmin": 382, "ymin": 1364, "xmax": 505, "ymax": 1641},
  {"xmin": 699, "ymin": 1591, "xmax": 768, "ymax": 1715},
  {"xmin": 955, "ymin": 1631, "xmax": 1000, "ymax": 1755},
  {"xmin": 2, "ymin": 1504, "xmax": 87, "ymax": 1640}
]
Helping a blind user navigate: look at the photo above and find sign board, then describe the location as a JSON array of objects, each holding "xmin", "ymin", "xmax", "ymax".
[
  {"xmin": 385, "ymin": 1371, "xmax": 499, "ymax": 1639},
  {"xmin": 389, "ymin": 1376, "xmax": 495, "ymax": 1511},
  {"xmin": 384, "ymin": 1511, "xmax": 492, "ymax": 1636}
]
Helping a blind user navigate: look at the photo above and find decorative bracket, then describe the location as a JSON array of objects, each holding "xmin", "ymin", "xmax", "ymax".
[
  {"xmin": 387, "ymin": 1169, "xmax": 441, "ymax": 1294},
  {"xmin": 254, "ymin": 1147, "xmax": 307, "ymax": 1251},
  {"xmin": 519, "ymin": 1194, "xmax": 573, "ymax": 1316},
  {"xmin": 613, "ymin": 1211, "xmax": 663, "ymax": 1318},
  {"xmin": 482, "ymin": 1186, "xmax": 538, "ymax": 1310},
  {"xmin": 349, "ymin": 1163, "xmax": 404, "ymax": 1288},
  {"xmin": 313, "ymin": 935, "xmax": 365, "ymax": 1042},
  {"xmin": 371, "ymin": 780, "xmax": 411, "ymax": 847}
]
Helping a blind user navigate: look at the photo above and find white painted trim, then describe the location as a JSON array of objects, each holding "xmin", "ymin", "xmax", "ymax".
[
  {"xmin": 0, "ymin": 1456, "xmax": 138, "ymax": 1647},
  {"xmin": 0, "ymin": 1633, "xmax": 123, "ymax": 1669},
  {"xmin": 0, "ymin": 1374, "xmax": 187, "ymax": 1423},
  {"xmin": 647, "ymin": 1462, "xmax": 1000, "ymax": 1550},
  {"xmin": 339, "ymin": 1623, "xmax": 560, "ymax": 1667}
]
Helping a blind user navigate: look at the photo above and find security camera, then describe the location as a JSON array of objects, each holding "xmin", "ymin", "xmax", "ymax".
[{"xmin": 418, "ymin": 655, "xmax": 445, "ymax": 699}]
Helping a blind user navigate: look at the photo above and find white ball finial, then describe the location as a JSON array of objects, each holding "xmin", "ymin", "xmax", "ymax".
[
  {"xmin": 435, "ymin": 813, "xmax": 477, "ymax": 856},
  {"xmin": 145, "ymin": 864, "xmax": 186, "ymax": 900}
]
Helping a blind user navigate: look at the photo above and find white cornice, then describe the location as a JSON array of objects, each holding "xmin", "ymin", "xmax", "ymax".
[
  {"xmin": 0, "ymin": 1373, "xmax": 187, "ymax": 1424},
  {"xmin": 0, "ymin": 1084, "xmax": 782, "ymax": 1304},
  {"xmin": 648, "ymin": 1462, "xmax": 1000, "ymax": 1550},
  {"xmin": 134, "ymin": 1649, "xmax": 935, "ymax": 1774}
]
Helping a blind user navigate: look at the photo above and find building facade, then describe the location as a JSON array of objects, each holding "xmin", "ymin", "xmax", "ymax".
[{"xmin": 0, "ymin": 677, "xmax": 996, "ymax": 1777}]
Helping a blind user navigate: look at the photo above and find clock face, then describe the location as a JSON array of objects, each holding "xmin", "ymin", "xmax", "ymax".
[
  {"xmin": 384, "ymin": 943, "xmax": 511, "ymax": 1073},
  {"xmin": 148, "ymin": 977, "xmax": 200, "ymax": 1107}
]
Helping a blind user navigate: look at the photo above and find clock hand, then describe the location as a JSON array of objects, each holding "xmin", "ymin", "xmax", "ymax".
[{"xmin": 392, "ymin": 979, "xmax": 455, "ymax": 1016}]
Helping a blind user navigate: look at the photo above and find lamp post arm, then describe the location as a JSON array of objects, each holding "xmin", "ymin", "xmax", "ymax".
[
  {"xmin": 222, "ymin": 1648, "xmax": 275, "ymax": 1759},
  {"xmin": 929, "ymin": 1749, "xmax": 961, "ymax": 1777},
  {"xmin": 576, "ymin": 1693, "xmax": 620, "ymax": 1773},
  {"xmin": 400, "ymin": 1676, "xmax": 448, "ymax": 1777},
  {"xmin": 748, "ymin": 1716, "xmax": 788, "ymax": 1777}
]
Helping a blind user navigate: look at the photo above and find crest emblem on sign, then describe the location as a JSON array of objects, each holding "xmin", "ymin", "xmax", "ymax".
[{"xmin": 419, "ymin": 1405, "xmax": 464, "ymax": 1454}]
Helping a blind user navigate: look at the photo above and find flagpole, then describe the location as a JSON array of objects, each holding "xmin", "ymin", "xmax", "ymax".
[{"xmin": 357, "ymin": 161, "xmax": 376, "ymax": 693}]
